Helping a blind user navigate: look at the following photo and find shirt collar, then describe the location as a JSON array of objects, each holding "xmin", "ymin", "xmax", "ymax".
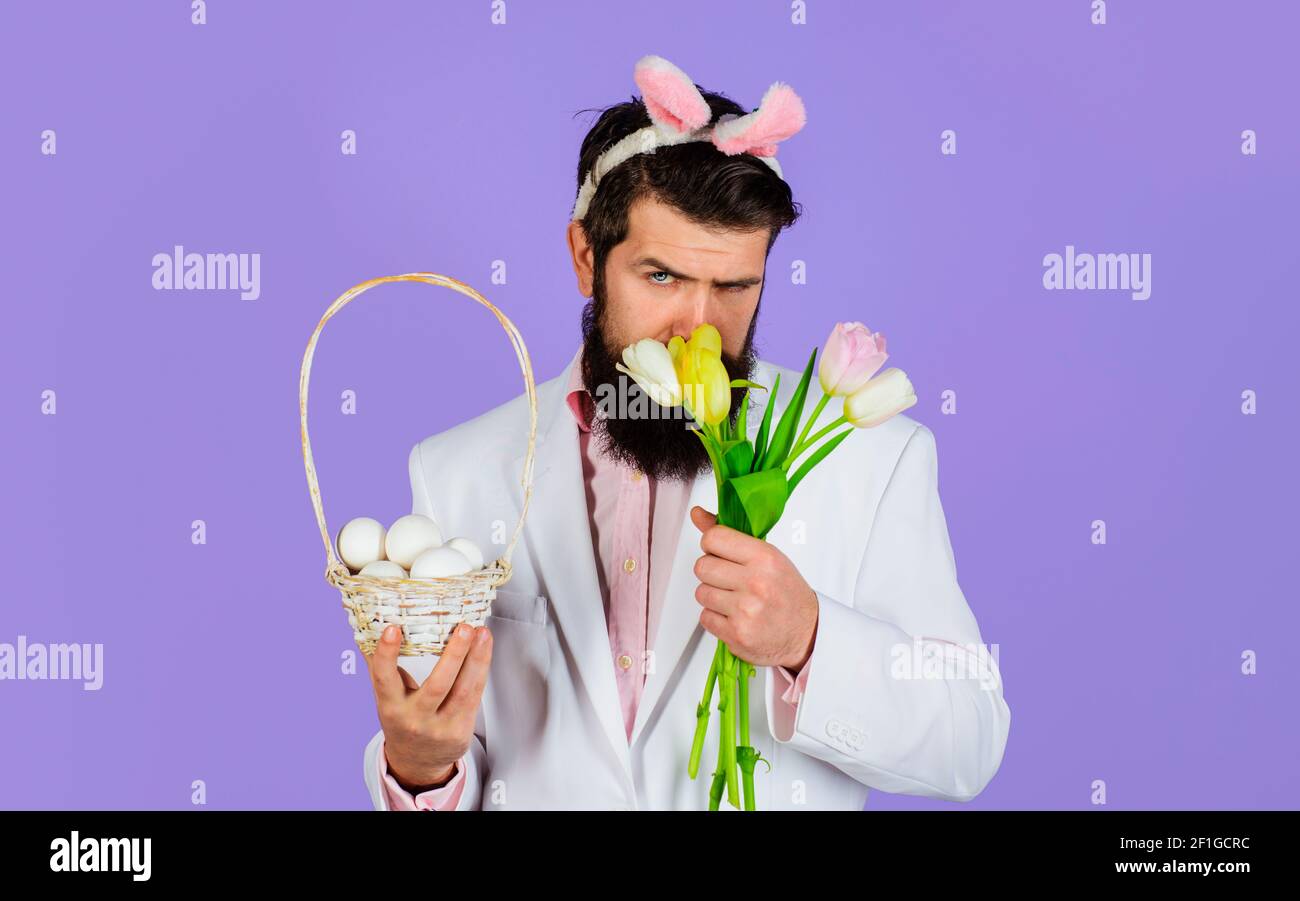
[{"xmin": 564, "ymin": 344, "xmax": 595, "ymax": 433}]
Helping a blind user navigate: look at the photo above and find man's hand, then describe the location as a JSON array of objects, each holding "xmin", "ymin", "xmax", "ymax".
[
  {"xmin": 689, "ymin": 505, "xmax": 819, "ymax": 672},
  {"xmin": 364, "ymin": 621, "xmax": 493, "ymax": 792}
]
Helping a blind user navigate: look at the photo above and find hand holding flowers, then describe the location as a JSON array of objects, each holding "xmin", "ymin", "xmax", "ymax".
[{"xmin": 615, "ymin": 320, "xmax": 917, "ymax": 809}]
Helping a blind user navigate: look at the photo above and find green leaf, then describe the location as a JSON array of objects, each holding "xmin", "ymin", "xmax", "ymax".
[
  {"xmin": 787, "ymin": 426, "xmax": 854, "ymax": 498},
  {"xmin": 721, "ymin": 439, "xmax": 754, "ymax": 481},
  {"xmin": 734, "ymin": 387, "xmax": 750, "ymax": 442},
  {"xmin": 728, "ymin": 380, "xmax": 765, "ymax": 442},
  {"xmin": 720, "ymin": 469, "xmax": 789, "ymax": 539},
  {"xmin": 693, "ymin": 428, "xmax": 727, "ymax": 486},
  {"xmin": 719, "ymin": 479, "xmax": 751, "ymax": 534},
  {"xmin": 751, "ymin": 372, "xmax": 780, "ymax": 472},
  {"xmin": 713, "ymin": 437, "xmax": 745, "ymax": 471},
  {"xmin": 757, "ymin": 348, "xmax": 817, "ymax": 471},
  {"xmin": 731, "ymin": 381, "xmax": 768, "ymax": 444}
]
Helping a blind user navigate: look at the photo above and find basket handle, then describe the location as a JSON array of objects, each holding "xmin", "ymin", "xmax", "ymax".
[{"xmin": 299, "ymin": 273, "xmax": 539, "ymax": 575}]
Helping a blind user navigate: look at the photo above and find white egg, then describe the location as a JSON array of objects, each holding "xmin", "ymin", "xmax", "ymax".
[
  {"xmin": 336, "ymin": 517, "xmax": 386, "ymax": 572},
  {"xmin": 385, "ymin": 514, "xmax": 443, "ymax": 568},
  {"xmin": 445, "ymin": 537, "xmax": 485, "ymax": 570},
  {"xmin": 358, "ymin": 560, "xmax": 407, "ymax": 579},
  {"xmin": 410, "ymin": 546, "xmax": 473, "ymax": 579}
]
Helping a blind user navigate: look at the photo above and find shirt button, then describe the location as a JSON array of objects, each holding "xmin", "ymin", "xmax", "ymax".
[
  {"xmin": 623, "ymin": 557, "xmax": 637, "ymax": 573},
  {"xmin": 617, "ymin": 654, "xmax": 633, "ymax": 670}
]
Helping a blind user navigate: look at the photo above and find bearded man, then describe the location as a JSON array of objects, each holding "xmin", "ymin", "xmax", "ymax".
[{"xmin": 361, "ymin": 56, "xmax": 1009, "ymax": 811}]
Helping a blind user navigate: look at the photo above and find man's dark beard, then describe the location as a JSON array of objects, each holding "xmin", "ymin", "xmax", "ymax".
[{"xmin": 578, "ymin": 277, "xmax": 760, "ymax": 483}]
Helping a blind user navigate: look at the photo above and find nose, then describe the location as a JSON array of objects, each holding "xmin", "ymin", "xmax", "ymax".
[{"xmin": 669, "ymin": 287, "xmax": 717, "ymax": 342}]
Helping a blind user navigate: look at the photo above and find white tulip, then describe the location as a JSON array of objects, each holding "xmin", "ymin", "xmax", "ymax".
[
  {"xmin": 844, "ymin": 368, "xmax": 918, "ymax": 428},
  {"xmin": 614, "ymin": 338, "xmax": 683, "ymax": 408}
]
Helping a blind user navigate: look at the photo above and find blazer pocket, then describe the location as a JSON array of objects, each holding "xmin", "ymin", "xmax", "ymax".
[
  {"xmin": 481, "ymin": 588, "xmax": 551, "ymax": 754},
  {"xmin": 487, "ymin": 588, "xmax": 549, "ymax": 628}
]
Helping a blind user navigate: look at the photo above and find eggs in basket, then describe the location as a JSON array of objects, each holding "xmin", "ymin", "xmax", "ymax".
[
  {"xmin": 336, "ymin": 514, "xmax": 486, "ymax": 579},
  {"xmin": 335, "ymin": 513, "xmax": 497, "ymax": 654}
]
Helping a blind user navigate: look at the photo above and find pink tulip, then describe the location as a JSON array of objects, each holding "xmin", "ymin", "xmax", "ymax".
[{"xmin": 818, "ymin": 322, "xmax": 888, "ymax": 397}]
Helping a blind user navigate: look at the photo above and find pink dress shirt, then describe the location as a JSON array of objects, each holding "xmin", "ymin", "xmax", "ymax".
[{"xmin": 379, "ymin": 346, "xmax": 813, "ymax": 809}]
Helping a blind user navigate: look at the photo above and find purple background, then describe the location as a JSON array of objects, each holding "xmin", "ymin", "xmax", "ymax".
[{"xmin": 2, "ymin": 1, "xmax": 1296, "ymax": 810}]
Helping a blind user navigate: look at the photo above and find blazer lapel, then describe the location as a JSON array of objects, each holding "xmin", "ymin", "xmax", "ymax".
[
  {"xmin": 627, "ymin": 470, "xmax": 715, "ymax": 746},
  {"xmin": 509, "ymin": 352, "xmax": 633, "ymax": 782}
]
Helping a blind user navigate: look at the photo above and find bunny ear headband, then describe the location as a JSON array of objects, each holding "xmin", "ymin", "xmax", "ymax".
[{"xmin": 571, "ymin": 54, "xmax": 807, "ymax": 222}]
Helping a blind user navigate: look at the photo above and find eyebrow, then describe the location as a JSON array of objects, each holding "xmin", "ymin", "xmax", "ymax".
[{"xmin": 632, "ymin": 256, "xmax": 763, "ymax": 289}]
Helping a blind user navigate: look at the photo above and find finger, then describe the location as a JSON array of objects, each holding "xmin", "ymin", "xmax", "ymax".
[
  {"xmin": 694, "ymin": 508, "xmax": 764, "ymax": 565},
  {"xmin": 690, "ymin": 505, "xmax": 717, "ymax": 532},
  {"xmin": 693, "ymin": 552, "xmax": 748, "ymax": 591},
  {"xmin": 413, "ymin": 622, "xmax": 476, "ymax": 711},
  {"xmin": 699, "ymin": 608, "xmax": 733, "ymax": 644},
  {"xmin": 365, "ymin": 625, "xmax": 406, "ymax": 708},
  {"xmin": 695, "ymin": 580, "xmax": 739, "ymax": 617},
  {"xmin": 441, "ymin": 626, "xmax": 493, "ymax": 718},
  {"xmin": 396, "ymin": 665, "xmax": 420, "ymax": 693}
]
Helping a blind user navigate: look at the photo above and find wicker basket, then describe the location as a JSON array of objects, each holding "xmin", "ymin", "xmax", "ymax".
[{"xmin": 299, "ymin": 272, "xmax": 538, "ymax": 656}]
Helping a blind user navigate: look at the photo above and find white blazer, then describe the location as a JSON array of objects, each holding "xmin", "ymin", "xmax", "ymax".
[{"xmin": 363, "ymin": 350, "xmax": 1011, "ymax": 810}]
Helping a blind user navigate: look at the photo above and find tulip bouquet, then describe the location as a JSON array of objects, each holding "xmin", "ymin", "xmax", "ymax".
[{"xmin": 615, "ymin": 321, "xmax": 918, "ymax": 810}]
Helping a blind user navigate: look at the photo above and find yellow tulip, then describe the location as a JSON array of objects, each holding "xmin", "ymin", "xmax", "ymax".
[
  {"xmin": 690, "ymin": 323, "xmax": 722, "ymax": 358},
  {"xmin": 668, "ymin": 334, "xmax": 686, "ymax": 364},
  {"xmin": 672, "ymin": 326, "xmax": 730, "ymax": 427},
  {"xmin": 693, "ymin": 352, "xmax": 732, "ymax": 425},
  {"xmin": 673, "ymin": 340, "xmax": 697, "ymax": 406}
]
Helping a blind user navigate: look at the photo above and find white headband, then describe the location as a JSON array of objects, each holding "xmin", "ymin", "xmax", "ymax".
[{"xmin": 571, "ymin": 55, "xmax": 806, "ymax": 222}]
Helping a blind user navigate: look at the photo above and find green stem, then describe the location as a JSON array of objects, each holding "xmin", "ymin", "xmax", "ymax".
[
  {"xmin": 708, "ymin": 768, "xmax": 726, "ymax": 811},
  {"xmin": 718, "ymin": 646, "xmax": 740, "ymax": 807},
  {"xmin": 738, "ymin": 658, "xmax": 751, "ymax": 746},
  {"xmin": 741, "ymin": 754, "xmax": 757, "ymax": 810},
  {"xmin": 688, "ymin": 640, "xmax": 723, "ymax": 779},
  {"xmin": 738, "ymin": 657, "xmax": 756, "ymax": 811},
  {"xmin": 692, "ymin": 425, "xmax": 726, "ymax": 484},
  {"xmin": 691, "ymin": 399, "xmax": 776, "ymax": 810},
  {"xmin": 782, "ymin": 414, "xmax": 850, "ymax": 472},
  {"xmin": 791, "ymin": 392, "xmax": 831, "ymax": 461}
]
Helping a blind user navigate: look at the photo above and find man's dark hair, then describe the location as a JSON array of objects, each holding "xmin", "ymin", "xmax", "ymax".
[{"xmin": 572, "ymin": 87, "xmax": 802, "ymax": 286}]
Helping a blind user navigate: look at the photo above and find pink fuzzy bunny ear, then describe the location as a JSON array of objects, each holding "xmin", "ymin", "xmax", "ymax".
[
  {"xmin": 634, "ymin": 55, "xmax": 712, "ymax": 135},
  {"xmin": 711, "ymin": 81, "xmax": 806, "ymax": 157}
]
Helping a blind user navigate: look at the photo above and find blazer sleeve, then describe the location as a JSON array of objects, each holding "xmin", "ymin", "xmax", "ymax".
[{"xmin": 763, "ymin": 423, "xmax": 1011, "ymax": 802}]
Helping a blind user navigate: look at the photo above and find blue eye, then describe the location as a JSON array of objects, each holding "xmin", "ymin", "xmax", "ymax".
[{"xmin": 647, "ymin": 271, "xmax": 753, "ymax": 295}]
